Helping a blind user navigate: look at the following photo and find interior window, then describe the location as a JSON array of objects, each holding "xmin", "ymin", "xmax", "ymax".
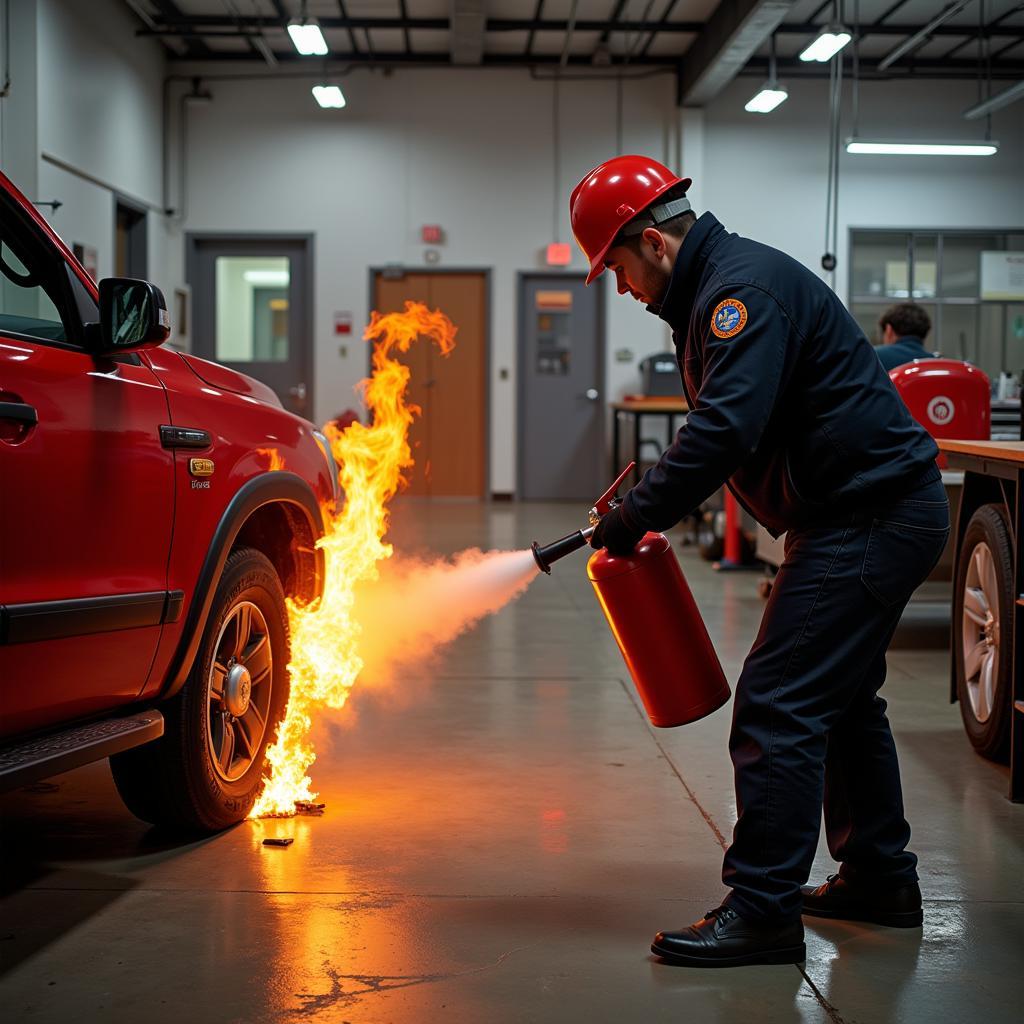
[{"xmin": 0, "ymin": 214, "xmax": 70, "ymax": 344}]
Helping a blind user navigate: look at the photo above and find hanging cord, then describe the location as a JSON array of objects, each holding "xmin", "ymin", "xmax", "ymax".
[
  {"xmin": 822, "ymin": 0, "xmax": 844, "ymax": 283},
  {"xmin": 616, "ymin": 74, "xmax": 624, "ymax": 152},
  {"xmin": 1, "ymin": 0, "xmax": 10, "ymax": 98},
  {"xmin": 553, "ymin": 73, "xmax": 561, "ymax": 242},
  {"xmin": 852, "ymin": 0, "xmax": 860, "ymax": 139}
]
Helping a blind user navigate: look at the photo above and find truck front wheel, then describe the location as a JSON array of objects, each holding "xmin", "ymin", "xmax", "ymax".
[{"xmin": 110, "ymin": 547, "xmax": 290, "ymax": 831}]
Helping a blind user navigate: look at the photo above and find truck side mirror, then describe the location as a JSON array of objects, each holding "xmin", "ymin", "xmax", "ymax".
[{"xmin": 92, "ymin": 278, "xmax": 170, "ymax": 354}]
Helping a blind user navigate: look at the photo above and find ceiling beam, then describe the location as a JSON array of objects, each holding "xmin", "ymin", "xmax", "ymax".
[
  {"xmin": 677, "ymin": 0, "xmax": 795, "ymax": 106},
  {"xmin": 877, "ymin": 0, "xmax": 973, "ymax": 71},
  {"xmin": 156, "ymin": 46, "xmax": 1022, "ymax": 80},
  {"xmin": 451, "ymin": 0, "xmax": 485, "ymax": 65},
  {"xmin": 134, "ymin": 14, "xmax": 1023, "ymax": 40},
  {"xmin": 525, "ymin": 0, "xmax": 544, "ymax": 56}
]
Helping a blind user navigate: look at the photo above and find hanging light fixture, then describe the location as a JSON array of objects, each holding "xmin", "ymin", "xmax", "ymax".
[
  {"xmin": 846, "ymin": 140, "xmax": 999, "ymax": 156},
  {"xmin": 312, "ymin": 84, "xmax": 346, "ymax": 109},
  {"xmin": 746, "ymin": 34, "xmax": 788, "ymax": 113},
  {"xmin": 288, "ymin": 1, "xmax": 329, "ymax": 56},
  {"xmin": 799, "ymin": 25, "xmax": 852, "ymax": 63}
]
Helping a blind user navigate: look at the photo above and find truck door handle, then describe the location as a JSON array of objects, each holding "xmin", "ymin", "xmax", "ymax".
[{"xmin": 0, "ymin": 402, "xmax": 38, "ymax": 425}]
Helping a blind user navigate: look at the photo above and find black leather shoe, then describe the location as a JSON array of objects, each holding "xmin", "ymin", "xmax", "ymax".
[
  {"xmin": 801, "ymin": 874, "xmax": 923, "ymax": 927},
  {"xmin": 651, "ymin": 905, "xmax": 805, "ymax": 968}
]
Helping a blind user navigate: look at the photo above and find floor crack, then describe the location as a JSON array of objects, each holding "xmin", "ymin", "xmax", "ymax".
[
  {"xmin": 797, "ymin": 965, "xmax": 847, "ymax": 1024},
  {"xmin": 291, "ymin": 946, "xmax": 529, "ymax": 1015}
]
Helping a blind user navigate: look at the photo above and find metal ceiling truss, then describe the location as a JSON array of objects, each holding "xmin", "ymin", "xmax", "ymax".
[{"xmin": 128, "ymin": 3, "xmax": 1023, "ymax": 87}]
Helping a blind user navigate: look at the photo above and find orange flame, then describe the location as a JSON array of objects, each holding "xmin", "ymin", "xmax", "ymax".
[{"xmin": 251, "ymin": 302, "xmax": 457, "ymax": 817}]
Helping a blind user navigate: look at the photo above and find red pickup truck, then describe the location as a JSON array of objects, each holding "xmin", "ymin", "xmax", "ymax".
[{"xmin": 0, "ymin": 171, "xmax": 337, "ymax": 831}]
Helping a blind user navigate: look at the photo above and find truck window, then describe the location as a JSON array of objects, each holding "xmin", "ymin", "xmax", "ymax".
[{"xmin": 0, "ymin": 212, "xmax": 72, "ymax": 345}]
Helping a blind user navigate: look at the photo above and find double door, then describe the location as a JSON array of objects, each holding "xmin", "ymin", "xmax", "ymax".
[{"xmin": 372, "ymin": 271, "xmax": 487, "ymax": 498}]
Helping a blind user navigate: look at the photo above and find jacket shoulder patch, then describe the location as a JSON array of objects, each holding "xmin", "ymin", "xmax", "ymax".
[{"xmin": 711, "ymin": 298, "xmax": 748, "ymax": 339}]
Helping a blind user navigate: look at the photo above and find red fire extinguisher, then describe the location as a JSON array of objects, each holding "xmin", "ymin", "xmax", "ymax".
[{"xmin": 532, "ymin": 464, "xmax": 730, "ymax": 728}]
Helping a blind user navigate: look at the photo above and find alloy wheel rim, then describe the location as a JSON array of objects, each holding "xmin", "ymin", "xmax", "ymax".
[
  {"xmin": 206, "ymin": 600, "xmax": 273, "ymax": 783},
  {"xmin": 962, "ymin": 541, "xmax": 999, "ymax": 725}
]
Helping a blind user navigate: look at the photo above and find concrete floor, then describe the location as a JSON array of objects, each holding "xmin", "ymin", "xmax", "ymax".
[{"xmin": 2, "ymin": 501, "xmax": 1021, "ymax": 1023}]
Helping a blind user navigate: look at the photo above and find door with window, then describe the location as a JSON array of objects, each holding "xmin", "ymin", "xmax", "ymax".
[
  {"xmin": 189, "ymin": 236, "xmax": 312, "ymax": 416},
  {"xmin": 372, "ymin": 270, "xmax": 487, "ymax": 497},
  {"xmin": 0, "ymin": 189, "xmax": 174, "ymax": 735}
]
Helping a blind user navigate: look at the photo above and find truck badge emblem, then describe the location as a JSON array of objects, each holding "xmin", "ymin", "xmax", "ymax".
[{"xmin": 190, "ymin": 458, "xmax": 215, "ymax": 477}]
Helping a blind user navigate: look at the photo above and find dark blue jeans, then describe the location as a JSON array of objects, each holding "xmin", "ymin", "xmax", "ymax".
[{"xmin": 722, "ymin": 469, "xmax": 950, "ymax": 922}]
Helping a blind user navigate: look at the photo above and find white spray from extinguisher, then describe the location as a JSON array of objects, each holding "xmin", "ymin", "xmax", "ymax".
[{"xmin": 351, "ymin": 547, "xmax": 540, "ymax": 684}]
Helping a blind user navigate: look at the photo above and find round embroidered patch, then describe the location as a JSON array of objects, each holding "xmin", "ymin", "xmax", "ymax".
[{"xmin": 711, "ymin": 298, "xmax": 748, "ymax": 339}]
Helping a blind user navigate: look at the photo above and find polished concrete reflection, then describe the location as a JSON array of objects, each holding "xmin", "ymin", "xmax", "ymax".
[{"xmin": 1, "ymin": 501, "xmax": 1020, "ymax": 1022}]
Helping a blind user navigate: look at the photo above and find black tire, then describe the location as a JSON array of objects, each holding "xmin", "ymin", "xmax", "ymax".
[
  {"xmin": 953, "ymin": 504, "xmax": 1012, "ymax": 763},
  {"xmin": 698, "ymin": 510, "xmax": 725, "ymax": 562},
  {"xmin": 110, "ymin": 548, "xmax": 290, "ymax": 831}
]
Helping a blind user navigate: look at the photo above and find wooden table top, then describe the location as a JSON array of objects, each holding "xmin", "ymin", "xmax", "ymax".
[
  {"xmin": 939, "ymin": 439, "xmax": 1024, "ymax": 464},
  {"xmin": 612, "ymin": 396, "xmax": 689, "ymax": 412}
]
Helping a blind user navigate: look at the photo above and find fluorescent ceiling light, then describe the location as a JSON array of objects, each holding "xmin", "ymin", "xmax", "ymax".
[
  {"xmin": 287, "ymin": 19, "xmax": 328, "ymax": 56},
  {"xmin": 244, "ymin": 270, "xmax": 290, "ymax": 285},
  {"xmin": 745, "ymin": 83, "xmax": 788, "ymax": 113},
  {"xmin": 312, "ymin": 84, "xmax": 346, "ymax": 109},
  {"xmin": 846, "ymin": 139, "xmax": 999, "ymax": 156},
  {"xmin": 963, "ymin": 80, "xmax": 1024, "ymax": 120},
  {"xmin": 799, "ymin": 26, "xmax": 852, "ymax": 63}
]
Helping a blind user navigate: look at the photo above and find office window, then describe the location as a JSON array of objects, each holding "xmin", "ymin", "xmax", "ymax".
[{"xmin": 849, "ymin": 229, "xmax": 1024, "ymax": 381}]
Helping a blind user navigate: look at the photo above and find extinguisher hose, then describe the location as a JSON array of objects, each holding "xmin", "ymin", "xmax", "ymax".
[{"xmin": 531, "ymin": 526, "xmax": 596, "ymax": 574}]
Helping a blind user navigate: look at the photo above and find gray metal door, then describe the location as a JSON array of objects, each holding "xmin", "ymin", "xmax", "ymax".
[
  {"xmin": 518, "ymin": 273, "xmax": 604, "ymax": 500},
  {"xmin": 188, "ymin": 236, "xmax": 313, "ymax": 417}
]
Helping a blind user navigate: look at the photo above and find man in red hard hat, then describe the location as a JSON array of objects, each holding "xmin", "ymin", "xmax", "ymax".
[{"xmin": 572, "ymin": 156, "xmax": 947, "ymax": 968}]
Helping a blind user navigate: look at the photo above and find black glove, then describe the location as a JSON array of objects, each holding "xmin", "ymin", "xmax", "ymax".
[{"xmin": 590, "ymin": 503, "xmax": 646, "ymax": 556}]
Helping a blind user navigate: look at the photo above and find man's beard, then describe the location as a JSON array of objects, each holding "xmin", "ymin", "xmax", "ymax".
[{"xmin": 639, "ymin": 259, "xmax": 671, "ymax": 307}]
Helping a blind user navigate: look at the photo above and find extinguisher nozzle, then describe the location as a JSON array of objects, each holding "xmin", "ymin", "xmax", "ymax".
[
  {"xmin": 531, "ymin": 526, "xmax": 595, "ymax": 575},
  {"xmin": 531, "ymin": 541, "xmax": 552, "ymax": 575}
]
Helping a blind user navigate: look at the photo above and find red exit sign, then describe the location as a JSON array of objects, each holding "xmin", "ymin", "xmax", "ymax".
[
  {"xmin": 546, "ymin": 242, "xmax": 572, "ymax": 266},
  {"xmin": 421, "ymin": 225, "xmax": 444, "ymax": 244}
]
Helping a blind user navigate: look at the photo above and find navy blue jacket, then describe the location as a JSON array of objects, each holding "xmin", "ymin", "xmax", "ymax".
[
  {"xmin": 875, "ymin": 336, "xmax": 936, "ymax": 372},
  {"xmin": 622, "ymin": 213, "xmax": 939, "ymax": 538}
]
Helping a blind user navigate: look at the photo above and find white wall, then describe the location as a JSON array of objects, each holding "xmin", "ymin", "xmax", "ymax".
[
  {"xmin": 0, "ymin": 0, "xmax": 40, "ymax": 199},
  {"xmin": 5, "ymin": 0, "xmax": 172, "ymax": 289},
  {"xmin": 174, "ymin": 67, "xmax": 680, "ymax": 494}
]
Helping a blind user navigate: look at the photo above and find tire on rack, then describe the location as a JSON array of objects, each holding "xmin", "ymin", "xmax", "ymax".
[
  {"xmin": 953, "ymin": 503, "xmax": 1012, "ymax": 763},
  {"xmin": 110, "ymin": 547, "xmax": 290, "ymax": 832}
]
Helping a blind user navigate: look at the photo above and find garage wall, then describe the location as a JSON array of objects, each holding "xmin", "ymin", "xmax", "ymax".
[
  {"xmin": 0, "ymin": 0, "xmax": 40, "ymax": 200},
  {"xmin": 7, "ymin": 0, "xmax": 172, "ymax": 288},
  {"xmin": 173, "ymin": 67, "xmax": 680, "ymax": 494},
  {"xmin": 690, "ymin": 75, "xmax": 1024, "ymax": 304}
]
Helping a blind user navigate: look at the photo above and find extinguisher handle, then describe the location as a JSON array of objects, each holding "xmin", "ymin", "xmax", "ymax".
[{"xmin": 591, "ymin": 462, "xmax": 635, "ymax": 520}]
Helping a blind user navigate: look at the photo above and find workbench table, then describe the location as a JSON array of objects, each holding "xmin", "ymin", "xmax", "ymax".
[
  {"xmin": 610, "ymin": 397, "xmax": 688, "ymax": 484},
  {"xmin": 940, "ymin": 439, "xmax": 1024, "ymax": 802}
]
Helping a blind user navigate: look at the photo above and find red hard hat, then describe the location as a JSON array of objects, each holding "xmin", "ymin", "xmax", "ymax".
[{"xmin": 569, "ymin": 155, "xmax": 692, "ymax": 284}]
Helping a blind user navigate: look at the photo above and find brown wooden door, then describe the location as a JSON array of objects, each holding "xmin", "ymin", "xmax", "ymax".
[{"xmin": 371, "ymin": 271, "xmax": 487, "ymax": 497}]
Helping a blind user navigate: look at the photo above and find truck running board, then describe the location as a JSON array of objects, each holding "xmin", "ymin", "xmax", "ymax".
[{"xmin": 0, "ymin": 711, "xmax": 164, "ymax": 793}]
